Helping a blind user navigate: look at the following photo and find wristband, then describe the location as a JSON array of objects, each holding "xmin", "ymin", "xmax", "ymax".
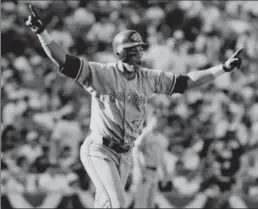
[
  {"xmin": 222, "ymin": 63, "xmax": 231, "ymax": 72},
  {"xmin": 37, "ymin": 30, "xmax": 53, "ymax": 46},
  {"xmin": 210, "ymin": 64, "xmax": 225, "ymax": 78}
]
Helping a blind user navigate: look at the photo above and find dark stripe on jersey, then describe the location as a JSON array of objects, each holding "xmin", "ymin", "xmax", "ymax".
[
  {"xmin": 75, "ymin": 59, "xmax": 84, "ymax": 81},
  {"xmin": 168, "ymin": 74, "xmax": 176, "ymax": 95},
  {"xmin": 59, "ymin": 55, "xmax": 81, "ymax": 79},
  {"xmin": 87, "ymin": 64, "xmax": 93, "ymax": 86},
  {"xmin": 172, "ymin": 74, "xmax": 188, "ymax": 94}
]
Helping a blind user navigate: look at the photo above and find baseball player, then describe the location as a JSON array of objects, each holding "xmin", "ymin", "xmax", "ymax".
[
  {"xmin": 25, "ymin": 4, "xmax": 243, "ymax": 208},
  {"xmin": 131, "ymin": 115, "xmax": 171, "ymax": 208}
]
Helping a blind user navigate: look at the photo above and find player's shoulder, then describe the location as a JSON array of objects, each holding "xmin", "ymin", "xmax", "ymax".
[
  {"xmin": 87, "ymin": 61, "xmax": 117, "ymax": 71},
  {"xmin": 103, "ymin": 62, "xmax": 116, "ymax": 67},
  {"xmin": 100, "ymin": 62, "xmax": 118, "ymax": 70},
  {"xmin": 139, "ymin": 67, "xmax": 164, "ymax": 78},
  {"xmin": 139, "ymin": 67, "xmax": 157, "ymax": 73}
]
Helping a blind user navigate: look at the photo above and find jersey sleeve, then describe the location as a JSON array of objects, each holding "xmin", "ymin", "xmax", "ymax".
[
  {"xmin": 76, "ymin": 61, "xmax": 107, "ymax": 91},
  {"xmin": 58, "ymin": 55, "xmax": 107, "ymax": 93},
  {"xmin": 146, "ymin": 70, "xmax": 175, "ymax": 95},
  {"xmin": 146, "ymin": 69, "xmax": 188, "ymax": 95},
  {"xmin": 172, "ymin": 74, "xmax": 188, "ymax": 94},
  {"xmin": 59, "ymin": 55, "xmax": 85, "ymax": 80}
]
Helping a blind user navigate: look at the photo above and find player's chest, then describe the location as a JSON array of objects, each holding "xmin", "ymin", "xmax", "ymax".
[
  {"xmin": 111, "ymin": 71, "xmax": 144, "ymax": 92},
  {"xmin": 101, "ymin": 70, "xmax": 147, "ymax": 104}
]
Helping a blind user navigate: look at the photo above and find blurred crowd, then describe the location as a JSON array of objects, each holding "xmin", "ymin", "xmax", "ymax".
[{"xmin": 1, "ymin": 0, "xmax": 258, "ymax": 204}]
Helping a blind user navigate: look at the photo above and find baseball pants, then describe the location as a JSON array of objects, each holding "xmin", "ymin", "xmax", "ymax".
[
  {"xmin": 131, "ymin": 152, "xmax": 159, "ymax": 208},
  {"xmin": 80, "ymin": 133, "xmax": 132, "ymax": 208}
]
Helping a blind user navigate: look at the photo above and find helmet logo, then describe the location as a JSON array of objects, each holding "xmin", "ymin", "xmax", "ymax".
[{"xmin": 131, "ymin": 33, "xmax": 141, "ymax": 43}]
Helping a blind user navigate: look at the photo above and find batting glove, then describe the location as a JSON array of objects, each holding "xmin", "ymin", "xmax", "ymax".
[
  {"xmin": 25, "ymin": 4, "xmax": 45, "ymax": 34},
  {"xmin": 222, "ymin": 48, "xmax": 243, "ymax": 72}
]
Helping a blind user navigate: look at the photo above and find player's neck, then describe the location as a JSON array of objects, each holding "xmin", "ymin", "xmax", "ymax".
[
  {"xmin": 117, "ymin": 61, "xmax": 138, "ymax": 80},
  {"xmin": 117, "ymin": 61, "xmax": 132, "ymax": 73}
]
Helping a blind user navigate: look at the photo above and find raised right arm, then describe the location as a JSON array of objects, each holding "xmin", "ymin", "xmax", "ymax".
[
  {"xmin": 37, "ymin": 33, "xmax": 66, "ymax": 68},
  {"xmin": 25, "ymin": 5, "xmax": 89, "ymax": 80}
]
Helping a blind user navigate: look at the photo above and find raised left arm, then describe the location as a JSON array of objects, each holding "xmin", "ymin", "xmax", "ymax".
[{"xmin": 186, "ymin": 48, "xmax": 243, "ymax": 89}]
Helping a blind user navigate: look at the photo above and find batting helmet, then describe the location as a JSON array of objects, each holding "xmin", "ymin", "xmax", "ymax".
[{"xmin": 112, "ymin": 30, "xmax": 147, "ymax": 61}]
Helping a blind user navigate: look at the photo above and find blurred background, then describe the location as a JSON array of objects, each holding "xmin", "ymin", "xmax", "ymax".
[{"xmin": 1, "ymin": 0, "xmax": 258, "ymax": 208}]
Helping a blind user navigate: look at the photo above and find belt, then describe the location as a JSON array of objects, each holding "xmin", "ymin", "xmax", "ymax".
[
  {"xmin": 216, "ymin": 174, "xmax": 235, "ymax": 182},
  {"xmin": 146, "ymin": 166, "xmax": 157, "ymax": 171},
  {"xmin": 102, "ymin": 137, "xmax": 130, "ymax": 154}
]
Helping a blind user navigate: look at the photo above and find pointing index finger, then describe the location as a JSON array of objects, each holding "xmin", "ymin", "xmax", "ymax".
[
  {"xmin": 233, "ymin": 48, "xmax": 244, "ymax": 57},
  {"xmin": 29, "ymin": 4, "xmax": 38, "ymax": 18}
]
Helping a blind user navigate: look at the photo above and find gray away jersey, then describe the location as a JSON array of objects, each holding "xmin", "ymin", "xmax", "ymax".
[{"xmin": 59, "ymin": 58, "xmax": 186, "ymax": 149}]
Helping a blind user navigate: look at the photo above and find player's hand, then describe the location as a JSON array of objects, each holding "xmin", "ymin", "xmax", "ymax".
[
  {"xmin": 223, "ymin": 48, "xmax": 244, "ymax": 72},
  {"xmin": 25, "ymin": 4, "xmax": 45, "ymax": 34}
]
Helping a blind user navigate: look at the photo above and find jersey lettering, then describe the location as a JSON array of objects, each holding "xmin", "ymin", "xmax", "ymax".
[{"xmin": 100, "ymin": 92, "xmax": 147, "ymax": 106}]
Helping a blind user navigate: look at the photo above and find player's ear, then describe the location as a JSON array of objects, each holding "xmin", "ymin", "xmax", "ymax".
[{"xmin": 117, "ymin": 46, "xmax": 127, "ymax": 60}]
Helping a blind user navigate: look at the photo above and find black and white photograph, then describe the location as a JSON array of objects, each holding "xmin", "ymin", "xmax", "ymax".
[{"xmin": 1, "ymin": 0, "xmax": 258, "ymax": 208}]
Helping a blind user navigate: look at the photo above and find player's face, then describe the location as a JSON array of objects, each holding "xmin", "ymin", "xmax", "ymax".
[{"xmin": 126, "ymin": 45, "xmax": 144, "ymax": 66}]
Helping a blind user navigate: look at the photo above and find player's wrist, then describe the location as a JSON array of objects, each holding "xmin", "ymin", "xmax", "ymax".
[
  {"xmin": 210, "ymin": 64, "xmax": 225, "ymax": 78},
  {"xmin": 36, "ymin": 27, "xmax": 45, "ymax": 34},
  {"xmin": 37, "ymin": 30, "xmax": 53, "ymax": 46},
  {"xmin": 222, "ymin": 62, "xmax": 232, "ymax": 72},
  {"xmin": 34, "ymin": 22, "xmax": 45, "ymax": 34}
]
